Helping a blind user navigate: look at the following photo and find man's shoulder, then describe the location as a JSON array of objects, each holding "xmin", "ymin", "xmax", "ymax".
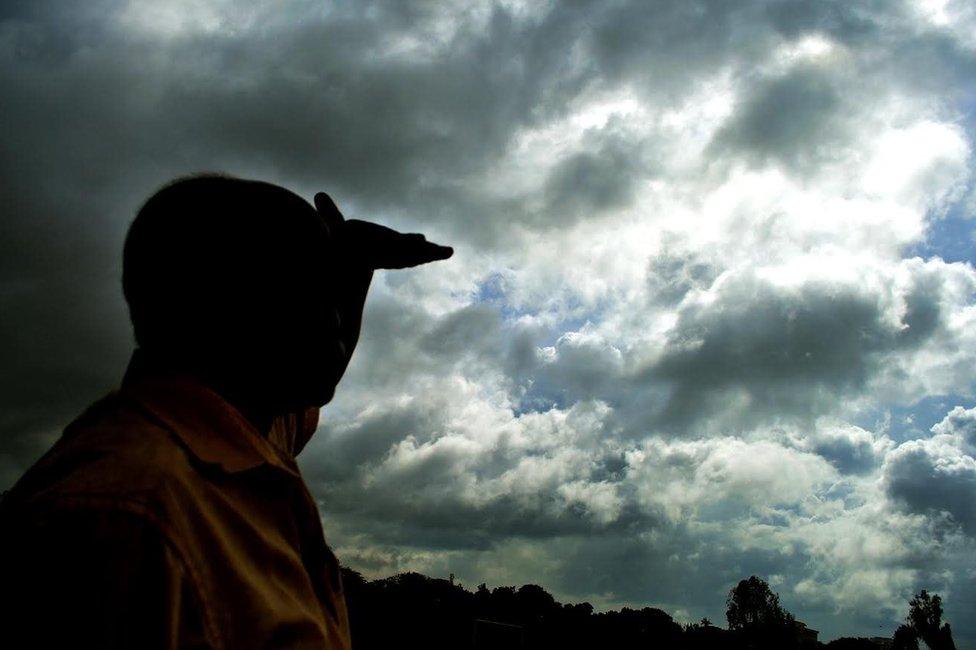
[{"xmin": 2, "ymin": 391, "xmax": 202, "ymax": 521}]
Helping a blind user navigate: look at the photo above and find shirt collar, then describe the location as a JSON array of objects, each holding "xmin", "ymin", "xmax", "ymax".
[{"xmin": 120, "ymin": 349, "xmax": 315, "ymax": 475}]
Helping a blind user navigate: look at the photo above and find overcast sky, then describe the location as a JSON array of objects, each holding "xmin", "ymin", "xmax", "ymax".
[{"xmin": 3, "ymin": 0, "xmax": 976, "ymax": 643}]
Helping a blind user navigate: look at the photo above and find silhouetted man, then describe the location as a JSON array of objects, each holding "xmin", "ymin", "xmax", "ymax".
[{"xmin": 0, "ymin": 175, "xmax": 452, "ymax": 648}]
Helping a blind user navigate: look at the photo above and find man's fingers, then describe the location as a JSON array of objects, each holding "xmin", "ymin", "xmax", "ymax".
[
  {"xmin": 419, "ymin": 241, "xmax": 454, "ymax": 262},
  {"xmin": 382, "ymin": 243, "xmax": 454, "ymax": 269},
  {"xmin": 323, "ymin": 214, "xmax": 454, "ymax": 269},
  {"xmin": 377, "ymin": 233, "xmax": 453, "ymax": 269}
]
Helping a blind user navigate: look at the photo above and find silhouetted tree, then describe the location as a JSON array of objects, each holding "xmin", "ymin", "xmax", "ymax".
[
  {"xmin": 906, "ymin": 590, "xmax": 955, "ymax": 650},
  {"xmin": 726, "ymin": 576, "xmax": 799, "ymax": 649},
  {"xmin": 684, "ymin": 617, "xmax": 714, "ymax": 632},
  {"xmin": 339, "ymin": 568, "xmax": 893, "ymax": 649},
  {"xmin": 726, "ymin": 576, "xmax": 794, "ymax": 630}
]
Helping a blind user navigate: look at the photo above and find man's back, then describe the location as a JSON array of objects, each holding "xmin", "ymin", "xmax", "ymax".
[{"xmin": 0, "ymin": 359, "xmax": 351, "ymax": 649}]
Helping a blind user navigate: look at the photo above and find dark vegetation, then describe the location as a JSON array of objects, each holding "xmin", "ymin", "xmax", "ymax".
[
  {"xmin": 891, "ymin": 590, "xmax": 957, "ymax": 650},
  {"xmin": 340, "ymin": 569, "xmax": 955, "ymax": 650}
]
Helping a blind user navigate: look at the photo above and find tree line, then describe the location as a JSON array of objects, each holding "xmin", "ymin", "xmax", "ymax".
[{"xmin": 340, "ymin": 568, "xmax": 956, "ymax": 649}]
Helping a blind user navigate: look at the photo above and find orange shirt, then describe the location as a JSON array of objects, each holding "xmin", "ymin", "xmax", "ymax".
[{"xmin": 0, "ymin": 352, "xmax": 351, "ymax": 649}]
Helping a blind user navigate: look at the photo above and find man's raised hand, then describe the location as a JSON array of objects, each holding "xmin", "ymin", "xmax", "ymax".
[{"xmin": 313, "ymin": 192, "xmax": 453, "ymax": 269}]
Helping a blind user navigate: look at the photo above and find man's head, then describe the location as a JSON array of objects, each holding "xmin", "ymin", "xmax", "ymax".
[{"xmin": 123, "ymin": 174, "xmax": 345, "ymax": 411}]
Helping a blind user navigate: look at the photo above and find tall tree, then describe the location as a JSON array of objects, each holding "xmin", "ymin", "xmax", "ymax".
[
  {"xmin": 726, "ymin": 576, "xmax": 794, "ymax": 630},
  {"xmin": 906, "ymin": 590, "xmax": 956, "ymax": 650}
]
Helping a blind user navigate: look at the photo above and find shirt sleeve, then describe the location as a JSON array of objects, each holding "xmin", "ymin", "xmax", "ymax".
[{"xmin": 0, "ymin": 505, "xmax": 213, "ymax": 649}]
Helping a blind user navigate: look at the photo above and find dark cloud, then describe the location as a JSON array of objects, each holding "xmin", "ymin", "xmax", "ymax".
[
  {"xmin": 655, "ymin": 281, "xmax": 885, "ymax": 421},
  {"xmin": 419, "ymin": 303, "xmax": 504, "ymax": 360},
  {"xmin": 585, "ymin": 0, "xmax": 771, "ymax": 94},
  {"xmin": 884, "ymin": 436, "xmax": 976, "ymax": 536},
  {"xmin": 883, "ymin": 406, "xmax": 976, "ymax": 537},
  {"xmin": 543, "ymin": 131, "xmax": 647, "ymax": 221},
  {"xmin": 639, "ymin": 265, "xmax": 958, "ymax": 432},
  {"xmin": 811, "ymin": 434, "xmax": 882, "ymax": 475},
  {"xmin": 711, "ymin": 65, "xmax": 846, "ymax": 171}
]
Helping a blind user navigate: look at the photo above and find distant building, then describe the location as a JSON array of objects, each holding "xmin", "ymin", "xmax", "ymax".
[{"xmin": 795, "ymin": 621, "xmax": 819, "ymax": 648}]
